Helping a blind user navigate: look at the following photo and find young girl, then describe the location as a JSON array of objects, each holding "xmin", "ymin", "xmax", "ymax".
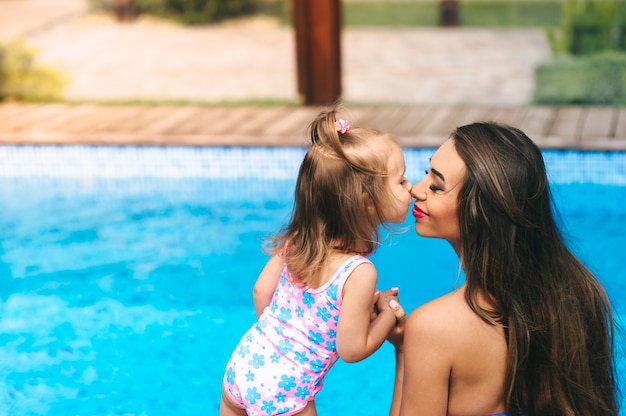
[{"xmin": 220, "ymin": 109, "xmax": 412, "ymax": 416}]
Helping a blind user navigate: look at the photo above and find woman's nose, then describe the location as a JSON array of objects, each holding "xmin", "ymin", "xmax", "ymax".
[{"xmin": 410, "ymin": 180, "xmax": 427, "ymax": 200}]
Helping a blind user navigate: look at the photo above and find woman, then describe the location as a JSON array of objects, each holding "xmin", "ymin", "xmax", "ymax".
[{"xmin": 387, "ymin": 122, "xmax": 617, "ymax": 416}]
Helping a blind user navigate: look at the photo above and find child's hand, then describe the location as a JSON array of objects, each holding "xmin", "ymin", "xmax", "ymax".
[
  {"xmin": 371, "ymin": 288, "xmax": 398, "ymax": 320},
  {"xmin": 371, "ymin": 290, "xmax": 382, "ymax": 321},
  {"xmin": 377, "ymin": 288, "xmax": 406, "ymax": 349},
  {"xmin": 375, "ymin": 287, "xmax": 399, "ymax": 313}
]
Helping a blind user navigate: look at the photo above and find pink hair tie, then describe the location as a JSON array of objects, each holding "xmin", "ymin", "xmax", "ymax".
[{"xmin": 335, "ymin": 118, "xmax": 350, "ymax": 134}]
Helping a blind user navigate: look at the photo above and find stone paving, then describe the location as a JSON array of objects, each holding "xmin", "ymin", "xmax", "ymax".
[
  {"xmin": 0, "ymin": 0, "xmax": 86, "ymax": 39},
  {"xmin": 1, "ymin": 0, "xmax": 552, "ymax": 107}
]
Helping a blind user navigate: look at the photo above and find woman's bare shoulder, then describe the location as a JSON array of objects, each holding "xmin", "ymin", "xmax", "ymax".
[{"xmin": 406, "ymin": 285, "xmax": 470, "ymax": 337}]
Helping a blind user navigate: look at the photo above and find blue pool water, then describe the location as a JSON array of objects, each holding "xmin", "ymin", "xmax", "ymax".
[{"xmin": 0, "ymin": 146, "xmax": 624, "ymax": 415}]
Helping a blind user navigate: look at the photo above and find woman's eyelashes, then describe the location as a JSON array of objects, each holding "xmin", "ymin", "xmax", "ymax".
[
  {"xmin": 425, "ymin": 170, "xmax": 443, "ymax": 192},
  {"xmin": 429, "ymin": 184, "xmax": 443, "ymax": 192}
]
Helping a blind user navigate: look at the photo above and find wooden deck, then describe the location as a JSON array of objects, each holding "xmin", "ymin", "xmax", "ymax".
[{"xmin": 1, "ymin": 102, "xmax": 625, "ymax": 150}]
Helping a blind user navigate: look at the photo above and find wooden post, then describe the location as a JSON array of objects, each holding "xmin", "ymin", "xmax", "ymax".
[
  {"xmin": 113, "ymin": 0, "xmax": 134, "ymax": 22},
  {"xmin": 293, "ymin": 0, "xmax": 342, "ymax": 105},
  {"xmin": 440, "ymin": 0, "xmax": 459, "ymax": 27}
]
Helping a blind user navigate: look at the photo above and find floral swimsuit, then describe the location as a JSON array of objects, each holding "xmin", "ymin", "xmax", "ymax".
[{"xmin": 223, "ymin": 255, "xmax": 371, "ymax": 416}]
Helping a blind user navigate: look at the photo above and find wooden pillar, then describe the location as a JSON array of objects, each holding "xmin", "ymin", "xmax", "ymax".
[
  {"xmin": 113, "ymin": 0, "xmax": 135, "ymax": 22},
  {"xmin": 293, "ymin": 0, "xmax": 342, "ymax": 105},
  {"xmin": 440, "ymin": 0, "xmax": 459, "ymax": 27}
]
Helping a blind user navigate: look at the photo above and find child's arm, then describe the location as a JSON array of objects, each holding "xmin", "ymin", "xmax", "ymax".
[
  {"xmin": 336, "ymin": 263, "xmax": 398, "ymax": 362},
  {"xmin": 252, "ymin": 254, "xmax": 284, "ymax": 317}
]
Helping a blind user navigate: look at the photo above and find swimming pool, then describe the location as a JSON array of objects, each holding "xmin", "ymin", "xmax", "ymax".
[{"xmin": 0, "ymin": 146, "xmax": 624, "ymax": 415}]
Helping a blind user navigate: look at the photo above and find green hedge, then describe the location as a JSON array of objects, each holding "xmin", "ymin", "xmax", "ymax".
[
  {"xmin": 342, "ymin": 1, "xmax": 562, "ymax": 28},
  {"xmin": 459, "ymin": 1, "xmax": 562, "ymax": 28},
  {"xmin": 0, "ymin": 41, "xmax": 66, "ymax": 102},
  {"xmin": 533, "ymin": 51, "xmax": 626, "ymax": 105},
  {"xmin": 90, "ymin": 0, "xmax": 260, "ymax": 24},
  {"xmin": 547, "ymin": 0, "xmax": 625, "ymax": 55}
]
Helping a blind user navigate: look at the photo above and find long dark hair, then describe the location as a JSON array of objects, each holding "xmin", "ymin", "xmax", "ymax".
[{"xmin": 452, "ymin": 122, "xmax": 616, "ymax": 415}]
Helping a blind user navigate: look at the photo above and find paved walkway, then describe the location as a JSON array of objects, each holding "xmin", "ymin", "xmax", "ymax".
[
  {"xmin": 0, "ymin": 0, "xmax": 86, "ymax": 39},
  {"xmin": 6, "ymin": 1, "xmax": 624, "ymax": 151},
  {"xmin": 1, "ymin": 0, "xmax": 552, "ymax": 106}
]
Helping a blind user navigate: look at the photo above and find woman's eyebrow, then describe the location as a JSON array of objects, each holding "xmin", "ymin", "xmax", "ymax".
[
  {"xmin": 431, "ymin": 167, "xmax": 446, "ymax": 182},
  {"xmin": 428, "ymin": 157, "xmax": 446, "ymax": 182}
]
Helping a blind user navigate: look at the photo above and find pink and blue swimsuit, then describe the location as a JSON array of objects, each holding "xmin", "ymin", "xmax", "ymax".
[{"xmin": 223, "ymin": 255, "xmax": 371, "ymax": 416}]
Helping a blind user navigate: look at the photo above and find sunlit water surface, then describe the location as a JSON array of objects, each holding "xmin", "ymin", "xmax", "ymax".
[{"xmin": 0, "ymin": 147, "xmax": 624, "ymax": 415}]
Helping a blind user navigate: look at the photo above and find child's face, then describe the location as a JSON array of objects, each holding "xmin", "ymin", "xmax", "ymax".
[{"xmin": 381, "ymin": 144, "xmax": 412, "ymax": 224}]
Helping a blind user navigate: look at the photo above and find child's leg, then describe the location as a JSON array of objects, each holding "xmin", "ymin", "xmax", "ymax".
[
  {"xmin": 296, "ymin": 400, "xmax": 318, "ymax": 416},
  {"xmin": 219, "ymin": 386, "xmax": 247, "ymax": 416}
]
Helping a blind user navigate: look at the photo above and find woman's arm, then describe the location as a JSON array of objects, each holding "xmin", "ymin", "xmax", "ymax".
[
  {"xmin": 252, "ymin": 254, "xmax": 284, "ymax": 317},
  {"xmin": 389, "ymin": 344, "xmax": 405, "ymax": 416},
  {"xmin": 336, "ymin": 264, "xmax": 398, "ymax": 362},
  {"xmin": 384, "ymin": 291, "xmax": 406, "ymax": 416},
  {"xmin": 397, "ymin": 303, "xmax": 452, "ymax": 416}
]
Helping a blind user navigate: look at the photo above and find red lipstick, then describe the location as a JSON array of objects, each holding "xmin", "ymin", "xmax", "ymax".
[{"xmin": 412, "ymin": 204, "xmax": 428, "ymax": 219}]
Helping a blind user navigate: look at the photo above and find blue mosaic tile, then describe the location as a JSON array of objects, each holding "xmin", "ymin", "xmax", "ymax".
[{"xmin": 0, "ymin": 146, "xmax": 624, "ymax": 185}]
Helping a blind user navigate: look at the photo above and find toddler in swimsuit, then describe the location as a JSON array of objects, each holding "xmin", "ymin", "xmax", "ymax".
[{"xmin": 220, "ymin": 109, "xmax": 412, "ymax": 416}]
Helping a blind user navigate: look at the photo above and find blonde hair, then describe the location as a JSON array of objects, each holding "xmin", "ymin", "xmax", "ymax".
[{"xmin": 269, "ymin": 108, "xmax": 400, "ymax": 286}]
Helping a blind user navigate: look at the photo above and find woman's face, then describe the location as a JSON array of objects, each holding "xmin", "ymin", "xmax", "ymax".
[{"xmin": 410, "ymin": 138, "xmax": 466, "ymax": 250}]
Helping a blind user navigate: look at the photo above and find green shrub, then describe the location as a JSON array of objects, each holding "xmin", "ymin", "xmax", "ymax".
[
  {"xmin": 533, "ymin": 51, "xmax": 626, "ymax": 105},
  {"xmin": 343, "ymin": 2, "xmax": 438, "ymax": 27},
  {"xmin": 547, "ymin": 0, "xmax": 620, "ymax": 55},
  {"xmin": 164, "ymin": 0, "xmax": 255, "ymax": 24},
  {"xmin": 90, "ymin": 0, "xmax": 262, "ymax": 24},
  {"xmin": 460, "ymin": 1, "xmax": 562, "ymax": 28},
  {"xmin": 0, "ymin": 41, "xmax": 67, "ymax": 102},
  {"xmin": 342, "ymin": 1, "xmax": 562, "ymax": 28}
]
